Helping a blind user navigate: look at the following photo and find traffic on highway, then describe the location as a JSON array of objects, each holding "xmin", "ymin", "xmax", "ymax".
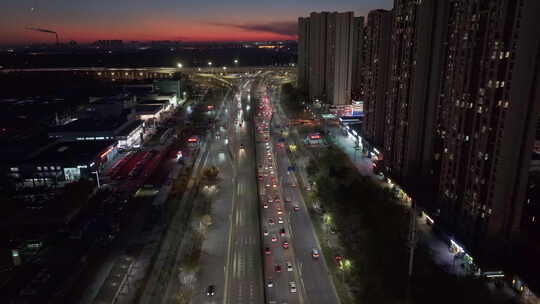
[{"xmin": 189, "ymin": 76, "xmax": 339, "ymax": 304}]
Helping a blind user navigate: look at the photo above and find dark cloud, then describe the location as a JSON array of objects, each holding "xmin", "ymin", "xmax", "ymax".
[{"xmin": 210, "ymin": 21, "xmax": 297, "ymax": 37}]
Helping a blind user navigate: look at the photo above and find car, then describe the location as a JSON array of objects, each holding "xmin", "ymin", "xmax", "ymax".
[
  {"xmin": 290, "ymin": 182, "xmax": 297, "ymax": 187},
  {"xmin": 267, "ymin": 198, "xmax": 274, "ymax": 204},
  {"xmin": 311, "ymin": 249, "xmax": 320, "ymax": 259},
  {"xmin": 276, "ymin": 207, "xmax": 283, "ymax": 215},
  {"xmin": 265, "ymin": 247, "xmax": 271, "ymax": 255},
  {"xmin": 285, "ymin": 197, "xmax": 292, "ymax": 203},
  {"xmin": 287, "ymin": 262, "xmax": 293, "ymax": 272},
  {"xmin": 275, "ymin": 264, "xmax": 282, "ymax": 272},
  {"xmin": 268, "ymin": 218, "xmax": 275, "ymax": 225},
  {"xmin": 278, "ymin": 217, "xmax": 284, "ymax": 224},
  {"xmin": 272, "ymin": 184, "xmax": 278, "ymax": 188},
  {"xmin": 263, "ymin": 203, "xmax": 268, "ymax": 209},
  {"xmin": 271, "ymin": 235, "xmax": 278, "ymax": 242},
  {"xmin": 263, "ymin": 229, "xmax": 269, "ymax": 236},
  {"xmin": 282, "ymin": 241, "xmax": 289, "ymax": 249},
  {"xmin": 267, "ymin": 280, "xmax": 274, "ymax": 288},
  {"xmin": 258, "ymin": 175, "xmax": 264, "ymax": 181},
  {"xmin": 289, "ymin": 281, "xmax": 297, "ymax": 293},
  {"xmin": 265, "ymin": 184, "xmax": 271, "ymax": 188},
  {"xmin": 279, "ymin": 228, "xmax": 286, "ymax": 236},
  {"xmin": 293, "ymin": 205, "xmax": 300, "ymax": 212},
  {"xmin": 206, "ymin": 285, "xmax": 216, "ymax": 296}
]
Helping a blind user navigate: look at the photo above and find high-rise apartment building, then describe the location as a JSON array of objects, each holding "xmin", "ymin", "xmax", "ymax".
[
  {"xmin": 351, "ymin": 17, "xmax": 365, "ymax": 100},
  {"xmin": 363, "ymin": 9, "xmax": 392, "ymax": 148},
  {"xmin": 382, "ymin": 0, "xmax": 449, "ymax": 195},
  {"xmin": 298, "ymin": 12, "xmax": 356, "ymax": 106},
  {"xmin": 433, "ymin": 0, "xmax": 540, "ymax": 263},
  {"xmin": 297, "ymin": 17, "xmax": 310, "ymax": 94}
]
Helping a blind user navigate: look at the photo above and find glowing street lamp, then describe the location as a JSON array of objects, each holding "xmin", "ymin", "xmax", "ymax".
[
  {"xmin": 208, "ymin": 61, "xmax": 213, "ymax": 67},
  {"xmin": 177, "ymin": 63, "xmax": 183, "ymax": 68},
  {"xmin": 223, "ymin": 66, "xmax": 227, "ymax": 70},
  {"xmin": 234, "ymin": 59, "xmax": 239, "ymax": 65}
]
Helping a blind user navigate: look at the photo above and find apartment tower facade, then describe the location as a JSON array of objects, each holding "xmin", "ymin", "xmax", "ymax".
[
  {"xmin": 383, "ymin": 0, "xmax": 449, "ymax": 195},
  {"xmin": 363, "ymin": 9, "xmax": 392, "ymax": 148},
  {"xmin": 434, "ymin": 0, "xmax": 540, "ymax": 263},
  {"xmin": 298, "ymin": 12, "xmax": 356, "ymax": 106}
]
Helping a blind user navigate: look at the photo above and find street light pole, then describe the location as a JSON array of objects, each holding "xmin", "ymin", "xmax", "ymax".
[
  {"xmin": 92, "ymin": 171, "xmax": 101, "ymax": 188},
  {"xmin": 407, "ymin": 203, "xmax": 417, "ymax": 302}
]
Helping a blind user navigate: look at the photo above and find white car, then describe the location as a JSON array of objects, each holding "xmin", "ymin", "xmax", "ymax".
[
  {"xmin": 278, "ymin": 217, "xmax": 284, "ymax": 224},
  {"xmin": 289, "ymin": 281, "xmax": 297, "ymax": 293},
  {"xmin": 267, "ymin": 280, "xmax": 274, "ymax": 288},
  {"xmin": 287, "ymin": 262, "xmax": 293, "ymax": 272}
]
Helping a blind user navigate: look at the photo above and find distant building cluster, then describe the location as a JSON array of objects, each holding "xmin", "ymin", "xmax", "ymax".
[
  {"xmin": 297, "ymin": 12, "xmax": 365, "ymax": 106},
  {"xmin": 0, "ymin": 79, "xmax": 184, "ymax": 189},
  {"xmin": 300, "ymin": 0, "xmax": 540, "ymax": 289}
]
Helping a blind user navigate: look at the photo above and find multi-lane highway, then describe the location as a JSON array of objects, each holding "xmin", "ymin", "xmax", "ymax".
[
  {"xmin": 193, "ymin": 81, "xmax": 263, "ymax": 304},
  {"xmin": 269, "ymin": 87, "xmax": 340, "ymax": 304},
  {"xmin": 194, "ymin": 77, "xmax": 339, "ymax": 304}
]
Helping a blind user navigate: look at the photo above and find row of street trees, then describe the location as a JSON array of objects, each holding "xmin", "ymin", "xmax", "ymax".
[
  {"xmin": 306, "ymin": 147, "xmax": 517, "ymax": 304},
  {"xmin": 307, "ymin": 148, "xmax": 409, "ymax": 303}
]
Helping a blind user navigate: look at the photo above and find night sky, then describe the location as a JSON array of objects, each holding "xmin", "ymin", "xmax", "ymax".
[{"xmin": 0, "ymin": 0, "xmax": 392, "ymax": 45}]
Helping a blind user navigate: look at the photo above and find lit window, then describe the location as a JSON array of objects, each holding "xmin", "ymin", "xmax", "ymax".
[
  {"xmin": 56, "ymin": 166, "xmax": 61, "ymax": 170},
  {"xmin": 37, "ymin": 166, "xmax": 42, "ymax": 171},
  {"xmin": 505, "ymin": 51, "xmax": 510, "ymax": 58},
  {"xmin": 500, "ymin": 81, "xmax": 505, "ymax": 87},
  {"xmin": 10, "ymin": 167, "xmax": 19, "ymax": 172}
]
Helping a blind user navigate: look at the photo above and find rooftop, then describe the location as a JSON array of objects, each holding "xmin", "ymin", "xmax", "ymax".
[
  {"xmin": 135, "ymin": 104, "xmax": 163, "ymax": 114},
  {"xmin": 138, "ymin": 99, "xmax": 168, "ymax": 105},
  {"xmin": 49, "ymin": 117, "xmax": 127, "ymax": 133},
  {"xmin": 116, "ymin": 119, "xmax": 143, "ymax": 136},
  {"xmin": 30, "ymin": 140, "xmax": 115, "ymax": 165}
]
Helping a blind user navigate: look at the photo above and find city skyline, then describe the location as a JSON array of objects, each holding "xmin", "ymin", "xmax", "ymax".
[{"xmin": 0, "ymin": 0, "xmax": 392, "ymax": 45}]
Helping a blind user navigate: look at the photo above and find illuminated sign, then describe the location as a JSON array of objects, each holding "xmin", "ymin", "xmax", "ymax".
[
  {"xmin": 309, "ymin": 133, "xmax": 321, "ymax": 140},
  {"xmin": 64, "ymin": 167, "xmax": 81, "ymax": 182},
  {"xmin": 207, "ymin": 105, "xmax": 214, "ymax": 110}
]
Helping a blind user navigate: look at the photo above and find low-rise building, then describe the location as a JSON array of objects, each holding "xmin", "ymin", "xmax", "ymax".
[{"xmin": 10, "ymin": 140, "xmax": 115, "ymax": 188}]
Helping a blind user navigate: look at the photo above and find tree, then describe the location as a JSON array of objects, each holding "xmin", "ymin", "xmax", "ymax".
[
  {"xmin": 201, "ymin": 214, "xmax": 213, "ymax": 227},
  {"xmin": 201, "ymin": 166, "xmax": 219, "ymax": 184}
]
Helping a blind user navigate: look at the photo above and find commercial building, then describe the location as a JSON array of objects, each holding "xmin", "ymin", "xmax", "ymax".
[
  {"xmin": 433, "ymin": 0, "xmax": 540, "ymax": 265},
  {"xmin": 298, "ymin": 11, "xmax": 356, "ymax": 106},
  {"xmin": 382, "ymin": 0, "xmax": 449, "ymax": 198},
  {"xmin": 48, "ymin": 117, "xmax": 144, "ymax": 149},
  {"xmin": 9, "ymin": 140, "xmax": 116, "ymax": 188},
  {"xmin": 363, "ymin": 9, "xmax": 392, "ymax": 149}
]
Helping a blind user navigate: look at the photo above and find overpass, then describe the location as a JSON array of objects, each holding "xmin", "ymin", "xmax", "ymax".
[{"xmin": 0, "ymin": 66, "xmax": 295, "ymax": 81}]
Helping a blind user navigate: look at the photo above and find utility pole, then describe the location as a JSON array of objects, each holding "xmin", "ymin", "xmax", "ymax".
[{"xmin": 406, "ymin": 202, "xmax": 417, "ymax": 302}]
